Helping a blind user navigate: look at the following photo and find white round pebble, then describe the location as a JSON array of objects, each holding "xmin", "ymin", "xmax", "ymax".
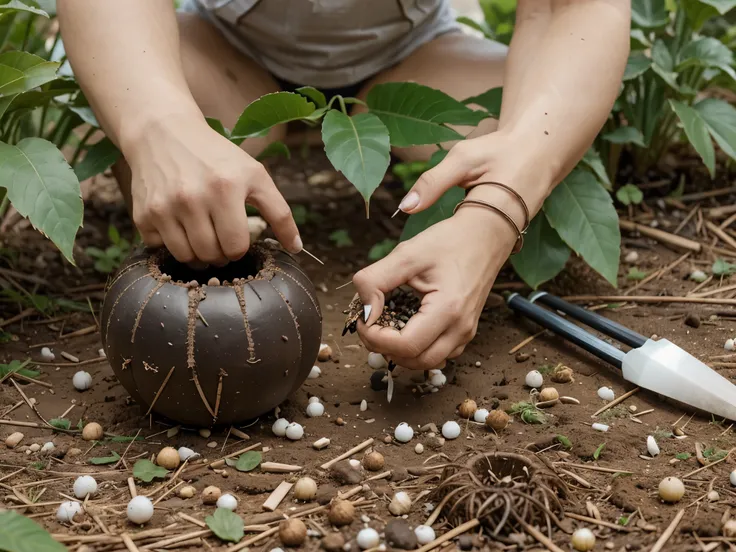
[
  {"xmin": 178, "ymin": 447, "xmax": 198, "ymax": 462},
  {"xmin": 216, "ymin": 493, "xmax": 238, "ymax": 510},
  {"xmin": 726, "ymin": 338, "xmax": 735, "ymax": 351},
  {"xmin": 306, "ymin": 402, "xmax": 325, "ymax": 417},
  {"xmin": 56, "ymin": 501, "xmax": 82, "ymax": 523},
  {"xmin": 690, "ymin": 269, "xmax": 708, "ymax": 283},
  {"xmin": 394, "ymin": 422, "xmax": 414, "ymax": 443},
  {"xmin": 525, "ymin": 370, "xmax": 543, "ymax": 389},
  {"xmin": 429, "ymin": 372, "xmax": 446, "ymax": 387},
  {"xmin": 356, "ymin": 528, "xmax": 380, "ymax": 550},
  {"xmin": 349, "ymin": 459, "xmax": 361, "ymax": 469},
  {"xmin": 415, "ymin": 443, "xmax": 424, "ymax": 454},
  {"xmin": 414, "ymin": 525, "xmax": 435, "ymax": 545},
  {"xmin": 591, "ymin": 423, "xmax": 609, "ymax": 432},
  {"xmin": 597, "ymin": 387, "xmax": 615, "ymax": 401},
  {"xmin": 72, "ymin": 371, "xmax": 92, "ymax": 391},
  {"xmin": 309, "ymin": 396, "xmax": 321, "ymax": 404},
  {"xmin": 285, "ymin": 422, "xmax": 304, "ymax": 440},
  {"xmin": 441, "ymin": 421, "xmax": 461, "ymax": 440},
  {"xmin": 473, "ymin": 408, "xmax": 489, "ymax": 423},
  {"xmin": 730, "ymin": 470, "xmax": 736, "ymax": 486},
  {"xmin": 73, "ymin": 475, "xmax": 97, "ymax": 498},
  {"xmin": 647, "ymin": 436, "xmax": 660, "ymax": 457},
  {"xmin": 308, "ymin": 366, "xmax": 321, "ymax": 379},
  {"xmin": 127, "ymin": 496, "xmax": 154, "ymax": 524},
  {"xmin": 272, "ymin": 418, "xmax": 290, "ymax": 437},
  {"xmin": 29, "ymin": 443, "xmax": 40, "ymax": 452},
  {"xmin": 624, "ymin": 251, "xmax": 639, "ymax": 263},
  {"xmin": 367, "ymin": 352, "xmax": 388, "ymax": 370},
  {"xmin": 571, "ymin": 527, "xmax": 596, "ymax": 551},
  {"xmin": 41, "ymin": 442, "xmax": 55, "ymax": 452},
  {"xmin": 40, "ymin": 347, "xmax": 55, "ymax": 362}
]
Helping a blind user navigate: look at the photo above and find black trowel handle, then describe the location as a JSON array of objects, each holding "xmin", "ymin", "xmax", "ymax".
[
  {"xmin": 529, "ymin": 292, "xmax": 647, "ymax": 349},
  {"xmin": 507, "ymin": 293, "xmax": 625, "ymax": 369}
]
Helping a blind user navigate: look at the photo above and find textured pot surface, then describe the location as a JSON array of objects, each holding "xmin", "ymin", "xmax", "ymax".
[{"xmin": 100, "ymin": 241, "xmax": 322, "ymax": 427}]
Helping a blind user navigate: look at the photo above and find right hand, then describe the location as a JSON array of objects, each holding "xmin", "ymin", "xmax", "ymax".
[{"xmin": 126, "ymin": 115, "xmax": 301, "ymax": 265}]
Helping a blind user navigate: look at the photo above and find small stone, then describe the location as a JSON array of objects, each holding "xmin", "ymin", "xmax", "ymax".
[
  {"xmin": 331, "ymin": 461, "xmax": 362, "ymax": 485},
  {"xmin": 318, "ymin": 344, "xmax": 332, "ymax": 362},
  {"xmin": 321, "ymin": 532, "xmax": 345, "ymax": 551},
  {"xmin": 414, "ymin": 443, "xmax": 424, "ymax": 454},
  {"xmin": 458, "ymin": 534, "xmax": 473, "ymax": 550},
  {"xmin": 515, "ymin": 352, "xmax": 530, "ymax": 363},
  {"xmin": 383, "ymin": 435, "xmax": 392, "ymax": 443},
  {"xmin": 370, "ymin": 370, "xmax": 388, "ymax": 391},
  {"xmin": 207, "ymin": 277, "xmax": 220, "ymax": 286},
  {"xmin": 207, "ymin": 441, "xmax": 218, "ymax": 448},
  {"xmin": 624, "ymin": 250, "xmax": 639, "ymax": 263},
  {"xmin": 5, "ymin": 432, "xmax": 23, "ymax": 448},
  {"xmin": 199, "ymin": 429, "xmax": 211, "ymax": 438},
  {"xmin": 29, "ymin": 443, "xmax": 41, "ymax": 452},
  {"xmin": 684, "ymin": 313, "xmax": 701, "ymax": 328},
  {"xmin": 389, "ymin": 467, "xmax": 409, "ymax": 482},
  {"xmin": 420, "ymin": 423, "xmax": 439, "ymax": 434},
  {"xmin": 385, "ymin": 519, "xmax": 417, "ymax": 550},
  {"xmin": 67, "ymin": 447, "xmax": 82, "ymax": 457}
]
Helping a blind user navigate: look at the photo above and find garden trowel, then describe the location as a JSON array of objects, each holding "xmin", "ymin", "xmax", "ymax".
[{"xmin": 506, "ymin": 291, "xmax": 736, "ymax": 422}]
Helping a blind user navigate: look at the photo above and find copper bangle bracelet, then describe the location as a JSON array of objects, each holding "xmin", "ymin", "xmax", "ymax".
[
  {"xmin": 452, "ymin": 198, "xmax": 525, "ymax": 254},
  {"xmin": 464, "ymin": 181, "xmax": 531, "ymax": 234}
]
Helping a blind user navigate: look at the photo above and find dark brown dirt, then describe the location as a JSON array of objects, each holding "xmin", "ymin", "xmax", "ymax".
[{"xmin": 1, "ymin": 152, "xmax": 736, "ymax": 551}]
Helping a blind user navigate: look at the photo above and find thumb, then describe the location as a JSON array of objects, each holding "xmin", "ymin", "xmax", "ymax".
[{"xmin": 397, "ymin": 147, "xmax": 470, "ymax": 214}]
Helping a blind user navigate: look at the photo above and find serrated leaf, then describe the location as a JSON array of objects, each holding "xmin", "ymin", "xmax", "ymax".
[
  {"xmin": 0, "ymin": 137, "xmax": 82, "ymax": 264},
  {"xmin": 0, "ymin": 52, "xmax": 59, "ymax": 96},
  {"xmin": 623, "ymin": 52, "xmax": 652, "ymax": 80},
  {"xmin": 593, "ymin": 443, "xmax": 606, "ymax": 460},
  {"xmin": 133, "ymin": 459, "xmax": 168, "ymax": 483},
  {"xmin": 712, "ymin": 258, "xmax": 736, "ymax": 276},
  {"xmin": 616, "ymin": 183, "xmax": 644, "ymax": 205},
  {"xmin": 295, "ymin": 86, "xmax": 326, "ymax": 108},
  {"xmin": 0, "ymin": 510, "xmax": 67, "ymax": 552},
  {"xmin": 543, "ymin": 169, "xmax": 621, "ymax": 286},
  {"xmin": 626, "ymin": 267, "xmax": 648, "ymax": 281},
  {"xmin": 631, "ymin": 0, "xmax": 669, "ymax": 28},
  {"xmin": 580, "ymin": 148, "xmax": 612, "ymax": 190},
  {"xmin": 231, "ymin": 92, "xmax": 315, "ymax": 143},
  {"xmin": 255, "ymin": 140, "xmax": 290, "ymax": 162},
  {"xmin": 556, "ymin": 435, "xmax": 572, "ymax": 449},
  {"xmin": 74, "ymin": 137, "xmax": 120, "ymax": 182},
  {"xmin": 49, "ymin": 418, "xmax": 70, "ymax": 430},
  {"xmin": 603, "ymin": 126, "xmax": 647, "ymax": 147},
  {"xmin": 90, "ymin": 451, "xmax": 121, "ymax": 465},
  {"xmin": 366, "ymin": 82, "xmax": 487, "ymax": 147},
  {"xmin": 670, "ymin": 99, "xmax": 716, "ymax": 178},
  {"xmin": 228, "ymin": 451, "xmax": 261, "ymax": 472},
  {"xmin": 321, "ymin": 110, "xmax": 390, "ymax": 210},
  {"xmin": 463, "ymin": 87, "xmax": 502, "ymax": 118},
  {"xmin": 510, "ymin": 215, "xmax": 570, "ymax": 289},
  {"xmin": 329, "ymin": 229, "xmax": 353, "ymax": 248},
  {"xmin": 206, "ymin": 508, "xmax": 244, "ymax": 543},
  {"xmin": 0, "ymin": 0, "xmax": 49, "ymax": 16},
  {"xmin": 694, "ymin": 98, "xmax": 736, "ymax": 161}
]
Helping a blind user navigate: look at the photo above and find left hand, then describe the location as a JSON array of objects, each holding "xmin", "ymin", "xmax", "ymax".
[{"xmin": 353, "ymin": 133, "xmax": 540, "ymax": 370}]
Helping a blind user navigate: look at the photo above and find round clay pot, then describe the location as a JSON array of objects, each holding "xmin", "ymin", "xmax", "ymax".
[{"xmin": 100, "ymin": 241, "xmax": 322, "ymax": 427}]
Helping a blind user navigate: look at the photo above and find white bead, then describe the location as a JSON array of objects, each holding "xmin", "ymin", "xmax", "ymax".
[
  {"xmin": 414, "ymin": 525, "xmax": 435, "ymax": 545},
  {"xmin": 308, "ymin": 366, "xmax": 321, "ymax": 379},
  {"xmin": 473, "ymin": 408, "xmax": 489, "ymax": 423},
  {"xmin": 40, "ymin": 347, "xmax": 55, "ymax": 361},
  {"xmin": 127, "ymin": 496, "xmax": 154, "ymax": 524},
  {"xmin": 272, "ymin": 418, "xmax": 290, "ymax": 437},
  {"xmin": 306, "ymin": 402, "xmax": 324, "ymax": 417},
  {"xmin": 726, "ymin": 338, "xmax": 735, "ymax": 351},
  {"xmin": 597, "ymin": 387, "xmax": 615, "ymax": 401},
  {"xmin": 571, "ymin": 527, "xmax": 596, "ymax": 551},
  {"xmin": 394, "ymin": 422, "xmax": 414, "ymax": 443},
  {"xmin": 525, "ymin": 370, "xmax": 543, "ymax": 389},
  {"xmin": 368, "ymin": 352, "xmax": 388, "ymax": 370},
  {"xmin": 647, "ymin": 436, "xmax": 660, "ymax": 457},
  {"xmin": 73, "ymin": 475, "xmax": 97, "ymax": 499},
  {"xmin": 285, "ymin": 422, "xmax": 304, "ymax": 440},
  {"xmin": 56, "ymin": 501, "xmax": 82, "ymax": 522},
  {"xmin": 441, "ymin": 421, "xmax": 461, "ymax": 440},
  {"xmin": 216, "ymin": 493, "xmax": 238, "ymax": 510},
  {"xmin": 356, "ymin": 528, "xmax": 380, "ymax": 550},
  {"xmin": 72, "ymin": 371, "xmax": 92, "ymax": 391}
]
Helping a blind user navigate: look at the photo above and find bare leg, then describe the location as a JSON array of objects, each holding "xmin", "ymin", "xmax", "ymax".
[
  {"xmin": 355, "ymin": 32, "xmax": 507, "ymax": 162},
  {"xmin": 114, "ymin": 12, "xmax": 282, "ymax": 214}
]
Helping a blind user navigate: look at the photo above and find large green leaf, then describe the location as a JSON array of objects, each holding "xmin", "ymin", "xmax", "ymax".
[
  {"xmin": 623, "ymin": 52, "xmax": 652, "ymax": 80},
  {"xmin": 694, "ymin": 98, "xmax": 736, "ymax": 160},
  {"xmin": 295, "ymin": 86, "xmax": 326, "ymax": 108},
  {"xmin": 631, "ymin": 0, "xmax": 669, "ymax": 28},
  {"xmin": 230, "ymin": 92, "xmax": 315, "ymax": 144},
  {"xmin": 580, "ymin": 148, "xmax": 612, "ymax": 190},
  {"xmin": 0, "ymin": 0, "xmax": 48, "ymax": 16},
  {"xmin": 650, "ymin": 39, "xmax": 679, "ymax": 89},
  {"xmin": 0, "ymin": 138, "xmax": 81, "ymax": 264},
  {"xmin": 0, "ymin": 511, "xmax": 67, "ymax": 552},
  {"xmin": 543, "ymin": 169, "xmax": 621, "ymax": 286},
  {"xmin": 670, "ymin": 99, "xmax": 716, "ymax": 177},
  {"xmin": 206, "ymin": 508, "xmax": 243, "ymax": 543},
  {"xmin": 676, "ymin": 37, "xmax": 736, "ymax": 79},
  {"xmin": 510, "ymin": 215, "xmax": 570, "ymax": 289},
  {"xmin": 366, "ymin": 82, "xmax": 487, "ymax": 147},
  {"xmin": 322, "ymin": 110, "xmax": 390, "ymax": 211},
  {"xmin": 602, "ymin": 126, "xmax": 647, "ymax": 147},
  {"xmin": 463, "ymin": 87, "xmax": 503, "ymax": 118},
  {"xmin": 74, "ymin": 137, "xmax": 121, "ymax": 182},
  {"xmin": 0, "ymin": 52, "xmax": 59, "ymax": 96},
  {"xmin": 225, "ymin": 451, "xmax": 262, "ymax": 472},
  {"xmin": 693, "ymin": 0, "xmax": 736, "ymax": 13}
]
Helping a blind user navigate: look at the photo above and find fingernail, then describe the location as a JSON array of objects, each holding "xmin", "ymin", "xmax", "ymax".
[
  {"xmin": 290, "ymin": 235, "xmax": 303, "ymax": 254},
  {"xmin": 363, "ymin": 304, "xmax": 372, "ymax": 322},
  {"xmin": 399, "ymin": 191, "xmax": 419, "ymax": 212}
]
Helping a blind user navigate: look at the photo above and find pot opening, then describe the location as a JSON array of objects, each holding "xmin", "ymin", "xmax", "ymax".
[{"xmin": 156, "ymin": 247, "xmax": 266, "ymax": 285}]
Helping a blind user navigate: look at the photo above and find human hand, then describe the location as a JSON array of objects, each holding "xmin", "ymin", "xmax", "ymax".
[{"xmin": 125, "ymin": 115, "xmax": 301, "ymax": 265}]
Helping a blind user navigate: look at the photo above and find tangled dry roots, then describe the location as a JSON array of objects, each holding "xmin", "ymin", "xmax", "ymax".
[{"xmin": 429, "ymin": 451, "xmax": 568, "ymax": 542}]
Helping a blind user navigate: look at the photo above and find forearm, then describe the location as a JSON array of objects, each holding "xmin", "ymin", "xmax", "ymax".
[
  {"xmin": 57, "ymin": 0, "xmax": 201, "ymax": 154},
  {"xmin": 490, "ymin": 0, "xmax": 630, "ymax": 213}
]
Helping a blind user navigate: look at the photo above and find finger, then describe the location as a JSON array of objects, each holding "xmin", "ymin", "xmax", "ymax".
[
  {"xmin": 386, "ymin": 331, "xmax": 461, "ymax": 371},
  {"xmin": 249, "ymin": 179, "xmax": 302, "ymax": 254},
  {"xmin": 180, "ymin": 211, "xmax": 228, "ymax": 265},
  {"xmin": 157, "ymin": 218, "xmax": 196, "ymax": 264},
  {"xmin": 397, "ymin": 144, "xmax": 476, "ymax": 214},
  {"xmin": 211, "ymin": 197, "xmax": 251, "ymax": 261}
]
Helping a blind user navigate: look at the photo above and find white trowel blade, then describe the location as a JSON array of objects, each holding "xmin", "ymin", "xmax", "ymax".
[{"xmin": 623, "ymin": 338, "xmax": 736, "ymax": 421}]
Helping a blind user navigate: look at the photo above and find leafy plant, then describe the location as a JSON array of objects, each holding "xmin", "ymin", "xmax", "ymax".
[
  {"xmin": 456, "ymin": 0, "xmax": 516, "ymax": 45},
  {"xmin": 0, "ymin": 359, "xmax": 37, "ymax": 379},
  {"xmin": 368, "ymin": 239, "xmax": 397, "ymax": 261},
  {"xmin": 627, "ymin": 267, "xmax": 648, "ymax": 280},
  {"xmin": 89, "ymin": 451, "xmax": 121, "ymax": 465},
  {"xmin": 703, "ymin": 446, "xmax": 728, "ymax": 461},
  {"xmin": 593, "ymin": 442, "xmax": 606, "ymax": 460},
  {"xmin": 509, "ymin": 401, "xmax": 546, "ymax": 424},
  {"xmin": 328, "ymin": 229, "xmax": 353, "ymax": 248},
  {"xmin": 616, "ymin": 183, "xmax": 644, "ymax": 206},
  {"xmin": 556, "ymin": 435, "xmax": 573, "ymax": 449},
  {"xmin": 675, "ymin": 452, "xmax": 692, "ymax": 460},
  {"xmin": 85, "ymin": 225, "xmax": 131, "ymax": 273},
  {"xmin": 0, "ymin": 510, "xmax": 66, "ymax": 552},
  {"xmin": 132, "ymin": 459, "xmax": 168, "ymax": 482},
  {"xmin": 48, "ymin": 417, "xmax": 70, "ymax": 430},
  {"xmin": 224, "ymin": 451, "xmax": 261, "ymax": 472},
  {"xmin": 712, "ymin": 257, "xmax": 736, "ymax": 276},
  {"xmin": 206, "ymin": 508, "xmax": 244, "ymax": 543}
]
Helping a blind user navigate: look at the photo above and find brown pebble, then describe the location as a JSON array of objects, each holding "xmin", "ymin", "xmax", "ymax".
[
  {"xmin": 330, "ymin": 461, "xmax": 362, "ymax": 485},
  {"xmin": 335, "ymin": 417, "xmax": 345, "ymax": 426},
  {"xmin": 383, "ymin": 435, "xmax": 392, "ymax": 444},
  {"xmin": 515, "ymin": 352, "xmax": 530, "ymax": 363},
  {"xmin": 322, "ymin": 532, "xmax": 345, "ymax": 551},
  {"xmin": 207, "ymin": 277, "xmax": 220, "ymax": 286},
  {"xmin": 685, "ymin": 313, "xmax": 701, "ymax": 328},
  {"xmin": 385, "ymin": 519, "xmax": 417, "ymax": 550}
]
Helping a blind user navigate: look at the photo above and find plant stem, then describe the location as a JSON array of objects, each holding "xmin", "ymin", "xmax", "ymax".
[
  {"xmin": 70, "ymin": 126, "xmax": 95, "ymax": 166},
  {"xmin": 337, "ymin": 95, "xmax": 348, "ymax": 116},
  {"xmin": 20, "ymin": 14, "xmax": 33, "ymax": 51}
]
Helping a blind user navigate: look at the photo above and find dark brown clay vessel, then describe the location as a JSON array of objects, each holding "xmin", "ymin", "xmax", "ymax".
[{"xmin": 100, "ymin": 240, "xmax": 322, "ymax": 427}]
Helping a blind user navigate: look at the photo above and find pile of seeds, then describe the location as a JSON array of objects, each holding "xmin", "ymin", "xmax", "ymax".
[{"xmin": 343, "ymin": 288, "xmax": 421, "ymax": 335}]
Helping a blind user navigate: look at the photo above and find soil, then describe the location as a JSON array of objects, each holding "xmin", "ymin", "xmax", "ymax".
[{"xmin": 1, "ymin": 150, "xmax": 735, "ymax": 552}]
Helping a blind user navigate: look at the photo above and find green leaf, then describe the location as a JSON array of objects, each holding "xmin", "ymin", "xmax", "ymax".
[
  {"xmin": 0, "ymin": 138, "xmax": 82, "ymax": 264},
  {"xmin": 366, "ymin": 82, "xmax": 487, "ymax": 147},
  {"xmin": 510, "ymin": 215, "xmax": 570, "ymax": 289},
  {"xmin": 630, "ymin": 29, "xmax": 652, "ymax": 49},
  {"xmin": 670, "ymin": 99, "xmax": 716, "ymax": 178},
  {"xmin": 295, "ymin": 86, "xmax": 326, "ymax": 108},
  {"xmin": 0, "ymin": 52, "xmax": 59, "ymax": 96},
  {"xmin": 623, "ymin": 52, "xmax": 652, "ymax": 80},
  {"xmin": 68, "ymin": 106, "xmax": 99, "ymax": 128},
  {"xmin": 74, "ymin": 137, "xmax": 121, "ymax": 182},
  {"xmin": 693, "ymin": 98, "xmax": 736, "ymax": 160},
  {"xmin": 696, "ymin": 0, "xmax": 736, "ymax": 13},
  {"xmin": 456, "ymin": 15, "xmax": 493, "ymax": 38},
  {"xmin": 0, "ymin": 510, "xmax": 67, "ymax": 552},
  {"xmin": 133, "ymin": 459, "xmax": 168, "ymax": 483},
  {"xmin": 108, "ymin": 224, "xmax": 120, "ymax": 245},
  {"xmin": 106, "ymin": 435, "xmax": 145, "ymax": 443},
  {"xmin": 556, "ymin": 435, "xmax": 573, "ymax": 449},
  {"xmin": 463, "ymin": 87, "xmax": 503, "ymax": 118},
  {"xmin": 677, "ymin": 37, "xmax": 736, "ymax": 79},
  {"xmin": 206, "ymin": 117, "xmax": 229, "ymax": 138},
  {"xmin": 543, "ymin": 169, "xmax": 621, "ymax": 286},
  {"xmin": 593, "ymin": 442, "xmax": 606, "ymax": 460},
  {"xmin": 321, "ymin": 110, "xmax": 390, "ymax": 210},
  {"xmin": 602, "ymin": 126, "xmax": 647, "ymax": 147},
  {"xmin": 675, "ymin": 452, "xmax": 692, "ymax": 460},
  {"xmin": 89, "ymin": 451, "xmax": 121, "ymax": 465},
  {"xmin": 712, "ymin": 258, "xmax": 736, "ymax": 276},
  {"xmin": 231, "ymin": 92, "xmax": 315, "ymax": 143},
  {"xmin": 651, "ymin": 39, "xmax": 674, "ymax": 72},
  {"xmin": 205, "ymin": 508, "xmax": 244, "ymax": 543},
  {"xmin": 0, "ymin": 0, "xmax": 49, "ymax": 16},
  {"xmin": 626, "ymin": 267, "xmax": 648, "ymax": 281},
  {"xmin": 368, "ymin": 239, "xmax": 397, "ymax": 261},
  {"xmin": 328, "ymin": 229, "xmax": 353, "ymax": 248},
  {"xmin": 225, "ymin": 451, "xmax": 261, "ymax": 472},
  {"xmin": 49, "ymin": 418, "xmax": 70, "ymax": 430},
  {"xmin": 616, "ymin": 183, "xmax": 644, "ymax": 205},
  {"xmin": 580, "ymin": 148, "xmax": 612, "ymax": 190},
  {"xmin": 255, "ymin": 140, "xmax": 290, "ymax": 162},
  {"xmin": 631, "ymin": 0, "xmax": 669, "ymax": 27}
]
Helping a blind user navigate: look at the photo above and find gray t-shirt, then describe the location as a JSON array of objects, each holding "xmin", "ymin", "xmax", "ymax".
[{"xmin": 182, "ymin": 0, "xmax": 459, "ymax": 88}]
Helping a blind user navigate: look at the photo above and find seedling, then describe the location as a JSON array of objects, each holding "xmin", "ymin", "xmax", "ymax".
[
  {"xmin": 85, "ymin": 225, "xmax": 131, "ymax": 274},
  {"xmin": 626, "ymin": 267, "xmax": 647, "ymax": 281},
  {"xmin": 509, "ymin": 401, "xmax": 546, "ymax": 424},
  {"xmin": 593, "ymin": 443, "xmax": 606, "ymax": 460},
  {"xmin": 368, "ymin": 239, "xmax": 397, "ymax": 261},
  {"xmin": 329, "ymin": 229, "xmax": 353, "ymax": 248},
  {"xmin": 712, "ymin": 258, "xmax": 736, "ymax": 277}
]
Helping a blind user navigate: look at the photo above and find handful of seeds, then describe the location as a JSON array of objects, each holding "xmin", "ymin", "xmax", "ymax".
[{"xmin": 342, "ymin": 287, "xmax": 421, "ymax": 335}]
